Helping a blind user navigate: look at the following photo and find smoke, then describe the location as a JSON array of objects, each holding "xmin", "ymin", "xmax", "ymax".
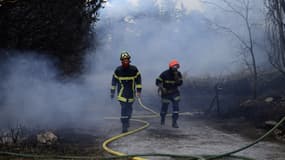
[
  {"xmin": 93, "ymin": 0, "xmax": 267, "ymax": 89},
  {"xmin": 0, "ymin": 0, "xmax": 267, "ymax": 130},
  {"xmin": 0, "ymin": 53, "xmax": 115, "ymax": 130}
]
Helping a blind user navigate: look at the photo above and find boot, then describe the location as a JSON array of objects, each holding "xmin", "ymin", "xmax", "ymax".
[
  {"xmin": 122, "ymin": 123, "xmax": 128, "ymax": 133},
  {"xmin": 160, "ymin": 116, "xmax": 165, "ymax": 125},
  {"xmin": 172, "ymin": 121, "xmax": 179, "ymax": 128}
]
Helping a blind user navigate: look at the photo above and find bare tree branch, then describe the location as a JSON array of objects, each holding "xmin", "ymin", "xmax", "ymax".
[
  {"xmin": 265, "ymin": 0, "xmax": 285, "ymax": 77},
  {"xmin": 203, "ymin": 0, "xmax": 258, "ymax": 99}
]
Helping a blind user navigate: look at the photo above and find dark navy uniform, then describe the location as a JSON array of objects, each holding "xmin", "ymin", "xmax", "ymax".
[
  {"xmin": 111, "ymin": 65, "xmax": 142, "ymax": 132},
  {"xmin": 156, "ymin": 68, "xmax": 183, "ymax": 127}
]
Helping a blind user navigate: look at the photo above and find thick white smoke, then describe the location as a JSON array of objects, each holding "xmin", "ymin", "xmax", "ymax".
[
  {"xmin": 0, "ymin": 53, "xmax": 116, "ymax": 130},
  {"xmin": 0, "ymin": 0, "xmax": 267, "ymax": 130},
  {"xmin": 92, "ymin": 0, "xmax": 266, "ymax": 92}
]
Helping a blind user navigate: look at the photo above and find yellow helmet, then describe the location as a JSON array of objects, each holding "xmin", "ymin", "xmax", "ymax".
[{"xmin": 120, "ymin": 51, "xmax": 131, "ymax": 60}]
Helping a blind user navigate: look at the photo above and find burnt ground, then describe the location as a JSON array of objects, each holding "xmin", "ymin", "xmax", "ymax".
[
  {"xmin": 206, "ymin": 117, "xmax": 283, "ymax": 142},
  {"xmin": 0, "ymin": 105, "xmax": 285, "ymax": 160},
  {"xmin": 106, "ymin": 115, "xmax": 285, "ymax": 160},
  {"xmin": 0, "ymin": 127, "xmax": 105, "ymax": 160}
]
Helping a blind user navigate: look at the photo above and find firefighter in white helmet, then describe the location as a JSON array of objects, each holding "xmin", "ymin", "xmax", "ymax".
[{"xmin": 111, "ymin": 51, "xmax": 142, "ymax": 133}]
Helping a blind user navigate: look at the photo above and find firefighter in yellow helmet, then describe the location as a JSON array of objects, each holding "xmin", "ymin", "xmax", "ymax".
[
  {"xmin": 156, "ymin": 59, "xmax": 183, "ymax": 128},
  {"xmin": 110, "ymin": 51, "xmax": 142, "ymax": 133}
]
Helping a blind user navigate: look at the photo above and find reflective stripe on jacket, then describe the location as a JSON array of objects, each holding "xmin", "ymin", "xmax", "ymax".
[
  {"xmin": 111, "ymin": 65, "xmax": 142, "ymax": 102},
  {"xmin": 156, "ymin": 69, "xmax": 183, "ymax": 96}
]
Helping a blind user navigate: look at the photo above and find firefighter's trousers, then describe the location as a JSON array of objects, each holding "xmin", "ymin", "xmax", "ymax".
[
  {"xmin": 160, "ymin": 92, "xmax": 180, "ymax": 122},
  {"xmin": 120, "ymin": 102, "xmax": 133, "ymax": 130}
]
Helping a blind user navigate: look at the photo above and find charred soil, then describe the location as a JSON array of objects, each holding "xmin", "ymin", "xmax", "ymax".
[{"xmin": 0, "ymin": 128, "xmax": 106, "ymax": 159}]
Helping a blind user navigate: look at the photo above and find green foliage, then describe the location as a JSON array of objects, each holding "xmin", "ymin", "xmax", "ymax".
[{"xmin": 0, "ymin": 0, "xmax": 105, "ymax": 76}]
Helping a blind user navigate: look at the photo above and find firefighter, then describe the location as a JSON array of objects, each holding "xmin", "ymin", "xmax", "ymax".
[
  {"xmin": 156, "ymin": 59, "xmax": 183, "ymax": 128},
  {"xmin": 110, "ymin": 51, "xmax": 142, "ymax": 133}
]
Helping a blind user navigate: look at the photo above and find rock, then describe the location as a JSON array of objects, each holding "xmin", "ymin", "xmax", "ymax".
[
  {"xmin": 265, "ymin": 120, "xmax": 277, "ymax": 126},
  {"xmin": 240, "ymin": 99, "xmax": 253, "ymax": 107},
  {"xmin": 37, "ymin": 131, "xmax": 57, "ymax": 145},
  {"xmin": 264, "ymin": 97, "xmax": 274, "ymax": 103},
  {"xmin": 274, "ymin": 129, "xmax": 285, "ymax": 142}
]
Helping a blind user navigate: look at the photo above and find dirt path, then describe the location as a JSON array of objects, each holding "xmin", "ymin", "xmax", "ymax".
[{"xmin": 104, "ymin": 116, "xmax": 285, "ymax": 160}]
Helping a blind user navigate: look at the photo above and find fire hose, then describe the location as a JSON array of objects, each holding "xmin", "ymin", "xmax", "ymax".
[
  {"xmin": 101, "ymin": 97, "xmax": 285, "ymax": 160},
  {"xmin": 0, "ymin": 97, "xmax": 284, "ymax": 160}
]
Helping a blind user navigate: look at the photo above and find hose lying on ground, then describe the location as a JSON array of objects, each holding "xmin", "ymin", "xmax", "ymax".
[
  {"xmin": 102, "ymin": 98, "xmax": 285, "ymax": 160},
  {"xmin": 0, "ymin": 97, "xmax": 284, "ymax": 160}
]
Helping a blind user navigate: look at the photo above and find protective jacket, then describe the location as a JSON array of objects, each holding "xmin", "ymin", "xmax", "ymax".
[
  {"xmin": 156, "ymin": 69, "xmax": 183, "ymax": 96},
  {"xmin": 111, "ymin": 65, "xmax": 142, "ymax": 103}
]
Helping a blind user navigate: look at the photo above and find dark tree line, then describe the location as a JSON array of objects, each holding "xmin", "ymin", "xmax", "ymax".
[
  {"xmin": 0, "ymin": 0, "xmax": 105, "ymax": 76},
  {"xmin": 265, "ymin": 0, "xmax": 285, "ymax": 77}
]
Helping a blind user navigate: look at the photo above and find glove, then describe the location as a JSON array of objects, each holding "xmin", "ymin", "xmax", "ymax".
[
  {"xmin": 174, "ymin": 71, "xmax": 179, "ymax": 81},
  {"xmin": 158, "ymin": 87, "xmax": 167, "ymax": 96},
  {"xmin": 161, "ymin": 87, "xmax": 167, "ymax": 94},
  {"xmin": 136, "ymin": 92, "xmax": 141, "ymax": 98}
]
